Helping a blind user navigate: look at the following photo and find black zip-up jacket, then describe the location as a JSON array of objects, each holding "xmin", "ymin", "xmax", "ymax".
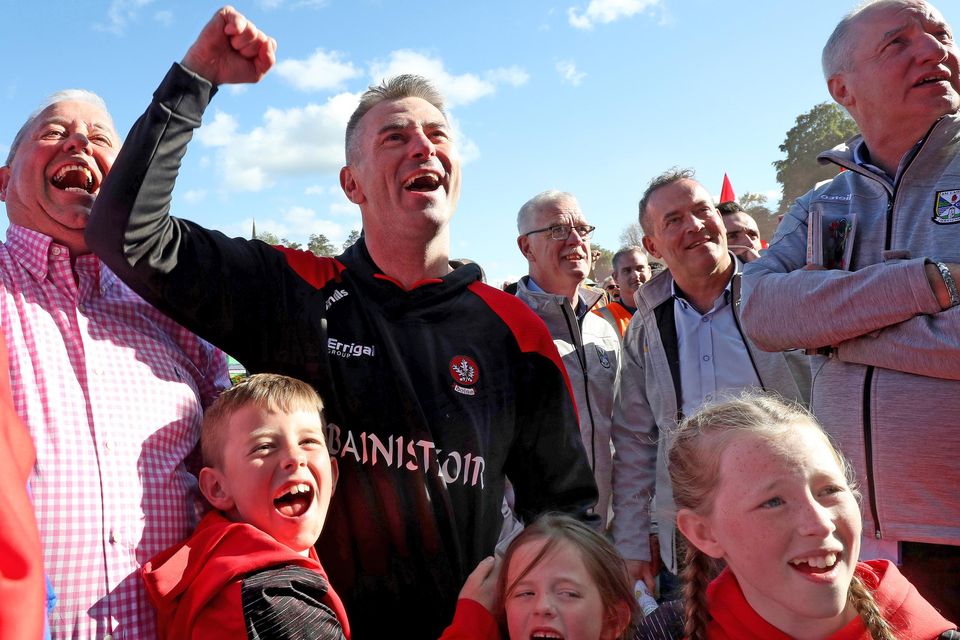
[{"xmin": 87, "ymin": 63, "xmax": 598, "ymax": 638}]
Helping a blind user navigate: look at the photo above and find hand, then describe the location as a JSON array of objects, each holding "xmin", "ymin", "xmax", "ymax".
[
  {"xmin": 458, "ymin": 556, "xmax": 500, "ymax": 612},
  {"xmin": 729, "ymin": 244, "xmax": 761, "ymax": 263},
  {"xmin": 625, "ymin": 560, "xmax": 656, "ymax": 595},
  {"xmin": 182, "ymin": 6, "xmax": 276, "ymax": 86}
]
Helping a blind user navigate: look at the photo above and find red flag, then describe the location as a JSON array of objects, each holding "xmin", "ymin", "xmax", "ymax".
[{"xmin": 719, "ymin": 173, "xmax": 736, "ymax": 203}]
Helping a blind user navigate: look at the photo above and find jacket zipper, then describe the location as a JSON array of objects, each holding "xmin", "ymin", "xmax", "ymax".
[
  {"xmin": 825, "ymin": 123, "xmax": 937, "ymax": 540},
  {"xmin": 560, "ymin": 300, "xmax": 597, "ymax": 474}
]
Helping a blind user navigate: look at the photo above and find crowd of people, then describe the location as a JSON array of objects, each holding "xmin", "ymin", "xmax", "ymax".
[{"xmin": 2, "ymin": 0, "xmax": 960, "ymax": 638}]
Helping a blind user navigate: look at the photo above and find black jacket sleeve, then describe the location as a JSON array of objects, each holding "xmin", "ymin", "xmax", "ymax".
[
  {"xmin": 86, "ymin": 63, "xmax": 326, "ymax": 369},
  {"xmin": 241, "ymin": 566, "xmax": 345, "ymax": 640}
]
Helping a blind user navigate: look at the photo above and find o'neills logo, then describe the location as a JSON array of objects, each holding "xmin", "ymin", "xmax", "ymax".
[
  {"xmin": 325, "ymin": 288, "xmax": 349, "ymax": 310},
  {"xmin": 449, "ymin": 355, "xmax": 479, "ymax": 396},
  {"xmin": 326, "ymin": 423, "xmax": 486, "ymax": 488},
  {"xmin": 328, "ymin": 338, "xmax": 376, "ymax": 358}
]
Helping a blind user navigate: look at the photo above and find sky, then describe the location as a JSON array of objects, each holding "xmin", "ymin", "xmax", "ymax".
[{"xmin": 3, "ymin": 0, "xmax": 958, "ymax": 287}]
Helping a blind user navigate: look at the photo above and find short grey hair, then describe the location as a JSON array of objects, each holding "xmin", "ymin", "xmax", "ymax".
[
  {"xmin": 822, "ymin": 0, "xmax": 914, "ymax": 80},
  {"xmin": 516, "ymin": 189, "xmax": 578, "ymax": 233},
  {"xmin": 612, "ymin": 245, "xmax": 647, "ymax": 272},
  {"xmin": 5, "ymin": 89, "xmax": 112, "ymax": 166},
  {"xmin": 344, "ymin": 74, "xmax": 447, "ymax": 164},
  {"xmin": 638, "ymin": 168, "xmax": 695, "ymax": 234}
]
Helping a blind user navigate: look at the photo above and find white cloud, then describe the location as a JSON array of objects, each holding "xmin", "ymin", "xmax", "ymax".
[
  {"xmin": 182, "ymin": 189, "xmax": 207, "ymax": 204},
  {"xmin": 196, "ymin": 111, "xmax": 240, "ymax": 147},
  {"xmin": 197, "ymin": 93, "xmax": 358, "ymax": 191},
  {"xmin": 96, "ymin": 0, "xmax": 154, "ymax": 35},
  {"xmin": 567, "ymin": 0, "xmax": 659, "ymax": 30},
  {"xmin": 276, "ymin": 49, "xmax": 363, "ymax": 92},
  {"xmin": 764, "ymin": 188, "xmax": 783, "ymax": 203},
  {"xmin": 257, "ymin": 0, "xmax": 328, "ymax": 8},
  {"xmin": 556, "ymin": 61, "xmax": 586, "ymax": 86},
  {"xmin": 239, "ymin": 206, "xmax": 345, "ymax": 244},
  {"xmin": 368, "ymin": 51, "xmax": 527, "ymax": 108},
  {"xmin": 485, "ymin": 66, "xmax": 530, "ymax": 87},
  {"xmin": 153, "ymin": 10, "xmax": 172, "ymax": 26}
]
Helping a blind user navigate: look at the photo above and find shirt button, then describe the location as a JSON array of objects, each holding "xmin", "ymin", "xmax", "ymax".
[
  {"xmin": 108, "ymin": 530, "xmax": 118, "ymax": 544},
  {"xmin": 703, "ymin": 355, "xmax": 711, "ymax": 361},
  {"xmin": 104, "ymin": 635, "xmax": 113, "ymax": 640},
  {"xmin": 51, "ymin": 247, "xmax": 61, "ymax": 256},
  {"xmin": 701, "ymin": 316, "xmax": 709, "ymax": 323},
  {"xmin": 104, "ymin": 440, "xmax": 113, "ymax": 452}
]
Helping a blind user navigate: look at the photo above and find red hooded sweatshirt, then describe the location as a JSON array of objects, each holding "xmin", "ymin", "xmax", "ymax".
[
  {"xmin": 143, "ymin": 511, "xmax": 350, "ymax": 639},
  {"xmin": 0, "ymin": 336, "xmax": 45, "ymax": 639},
  {"xmin": 706, "ymin": 560, "xmax": 955, "ymax": 639}
]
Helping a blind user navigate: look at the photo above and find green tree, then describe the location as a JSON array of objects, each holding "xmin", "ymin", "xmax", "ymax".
[
  {"xmin": 737, "ymin": 192, "xmax": 781, "ymax": 242},
  {"xmin": 773, "ymin": 102, "xmax": 858, "ymax": 215},
  {"xmin": 308, "ymin": 233, "xmax": 337, "ymax": 257},
  {"xmin": 341, "ymin": 229, "xmax": 361, "ymax": 251},
  {"xmin": 256, "ymin": 230, "xmax": 281, "ymax": 245}
]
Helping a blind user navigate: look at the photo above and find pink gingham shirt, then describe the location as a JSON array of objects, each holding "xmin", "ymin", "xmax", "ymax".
[{"xmin": 0, "ymin": 224, "xmax": 228, "ymax": 640}]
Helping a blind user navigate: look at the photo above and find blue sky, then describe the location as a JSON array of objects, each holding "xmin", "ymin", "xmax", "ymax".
[{"xmin": 3, "ymin": 0, "xmax": 957, "ymax": 286}]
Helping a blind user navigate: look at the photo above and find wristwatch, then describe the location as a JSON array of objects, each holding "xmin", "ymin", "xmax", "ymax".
[{"xmin": 934, "ymin": 261, "xmax": 960, "ymax": 308}]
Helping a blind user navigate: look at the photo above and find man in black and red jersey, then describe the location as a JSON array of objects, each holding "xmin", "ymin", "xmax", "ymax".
[{"xmin": 87, "ymin": 7, "xmax": 598, "ymax": 638}]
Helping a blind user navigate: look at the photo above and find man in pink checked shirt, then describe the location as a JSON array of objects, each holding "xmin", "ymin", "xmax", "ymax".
[{"xmin": 0, "ymin": 90, "xmax": 229, "ymax": 639}]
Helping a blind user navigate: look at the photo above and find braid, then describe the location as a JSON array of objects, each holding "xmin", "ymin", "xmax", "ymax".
[
  {"xmin": 680, "ymin": 541, "xmax": 714, "ymax": 640},
  {"xmin": 848, "ymin": 573, "xmax": 896, "ymax": 640}
]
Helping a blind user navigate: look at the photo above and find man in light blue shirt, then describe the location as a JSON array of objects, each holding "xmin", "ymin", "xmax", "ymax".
[{"xmin": 610, "ymin": 169, "xmax": 809, "ymax": 596}]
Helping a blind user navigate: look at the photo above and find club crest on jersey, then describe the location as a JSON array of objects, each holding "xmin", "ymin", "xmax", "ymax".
[
  {"xmin": 595, "ymin": 345, "xmax": 612, "ymax": 368},
  {"xmin": 450, "ymin": 355, "xmax": 479, "ymax": 396},
  {"xmin": 934, "ymin": 189, "xmax": 960, "ymax": 224}
]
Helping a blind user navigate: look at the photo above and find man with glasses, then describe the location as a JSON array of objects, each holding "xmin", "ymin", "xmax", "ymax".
[
  {"xmin": 86, "ymin": 8, "xmax": 598, "ymax": 637},
  {"xmin": 611, "ymin": 170, "xmax": 809, "ymax": 598},
  {"xmin": 515, "ymin": 190, "xmax": 620, "ymax": 526}
]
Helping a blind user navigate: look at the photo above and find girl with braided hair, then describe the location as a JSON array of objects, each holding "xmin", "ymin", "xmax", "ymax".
[{"xmin": 668, "ymin": 393, "xmax": 957, "ymax": 640}]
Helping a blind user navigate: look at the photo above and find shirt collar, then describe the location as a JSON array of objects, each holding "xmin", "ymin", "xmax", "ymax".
[
  {"xmin": 527, "ymin": 276, "xmax": 589, "ymax": 317},
  {"xmin": 6, "ymin": 223, "xmax": 107, "ymax": 287}
]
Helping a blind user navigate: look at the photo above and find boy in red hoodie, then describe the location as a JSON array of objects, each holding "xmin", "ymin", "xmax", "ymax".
[{"xmin": 142, "ymin": 374, "xmax": 349, "ymax": 639}]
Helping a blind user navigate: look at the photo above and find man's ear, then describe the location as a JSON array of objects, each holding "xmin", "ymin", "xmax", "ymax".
[
  {"xmin": 339, "ymin": 166, "xmax": 365, "ymax": 205},
  {"xmin": 641, "ymin": 234, "xmax": 662, "ymax": 261},
  {"xmin": 329, "ymin": 456, "xmax": 339, "ymax": 495},
  {"xmin": 828, "ymin": 73, "xmax": 853, "ymax": 109},
  {"xmin": 517, "ymin": 234, "xmax": 533, "ymax": 260},
  {"xmin": 676, "ymin": 508, "xmax": 725, "ymax": 559},
  {"xmin": 0, "ymin": 165, "xmax": 10, "ymax": 202},
  {"xmin": 199, "ymin": 467, "xmax": 236, "ymax": 512}
]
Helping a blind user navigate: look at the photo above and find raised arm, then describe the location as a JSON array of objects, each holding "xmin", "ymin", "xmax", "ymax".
[{"xmin": 86, "ymin": 9, "xmax": 321, "ymax": 366}]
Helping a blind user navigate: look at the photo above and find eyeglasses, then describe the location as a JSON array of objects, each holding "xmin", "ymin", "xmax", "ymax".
[
  {"xmin": 605, "ymin": 285, "xmax": 617, "ymax": 292},
  {"xmin": 522, "ymin": 224, "xmax": 596, "ymax": 241}
]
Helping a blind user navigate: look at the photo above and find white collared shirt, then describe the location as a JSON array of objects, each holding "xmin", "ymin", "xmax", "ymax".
[{"xmin": 673, "ymin": 258, "xmax": 760, "ymax": 417}]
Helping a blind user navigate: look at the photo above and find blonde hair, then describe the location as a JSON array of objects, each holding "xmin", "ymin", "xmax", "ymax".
[
  {"xmin": 497, "ymin": 514, "xmax": 638, "ymax": 640},
  {"xmin": 201, "ymin": 373, "xmax": 325, "ymax": 469},
  {"xmin": 667, "ymin": 393, "xmax": 895, "ymax": 640}
]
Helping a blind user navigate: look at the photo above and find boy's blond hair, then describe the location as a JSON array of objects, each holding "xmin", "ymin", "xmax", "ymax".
[{"xmin": 201, "ymin": 373, "xmax": 325, "ymax": 469}]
